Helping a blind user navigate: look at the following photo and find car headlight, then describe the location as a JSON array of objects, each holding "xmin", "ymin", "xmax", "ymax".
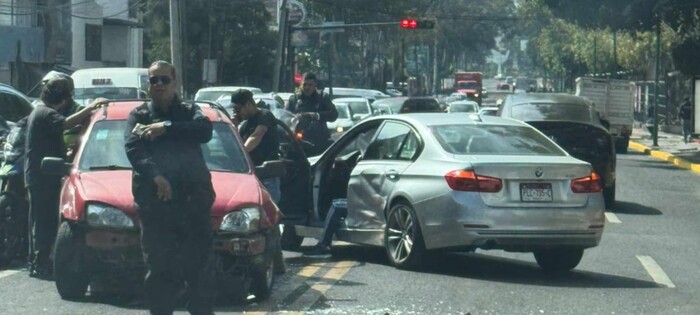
[
  {"xmin": 86, "ymin": 204, "xmax": 134, "ymax": 229},
  {"xmin": 336, "ymin": 126, "xmax": 344, "ymax": 133},
  {"xmin": 219, "ymin": 207, "xmax": 260, "ymax": 233}
]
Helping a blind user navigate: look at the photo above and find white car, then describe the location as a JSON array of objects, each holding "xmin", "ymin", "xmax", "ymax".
[
  {"xmin": 332, "ymin": 97, "xmax": 374, "ymax": 120},
  {"xmin": 194, "ymin": 86, "xmax": 263, "ymax": 102}
]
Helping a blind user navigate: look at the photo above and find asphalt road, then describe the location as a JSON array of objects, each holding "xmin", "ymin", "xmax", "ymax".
[{"xmin": 1, "ymin": 151, "xmax": 699, "ymax": 315}]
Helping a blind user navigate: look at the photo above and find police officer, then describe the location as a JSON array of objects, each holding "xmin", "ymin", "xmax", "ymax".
[
  {"xmin": 25, "ymin": 77, "xmax": 105, "ymax": 278},
  {"xmin": 124, "ymin": 60, "xmax": 216, "ymax": 315},
  {"xmin": 285, "ymin": 72, "xmax": 338, "ymax": 156}
]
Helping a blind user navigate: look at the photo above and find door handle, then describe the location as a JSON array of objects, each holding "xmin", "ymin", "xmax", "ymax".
[{"xmin": 385, "ymin": 169, "xmax": 399, "ymax": 180}]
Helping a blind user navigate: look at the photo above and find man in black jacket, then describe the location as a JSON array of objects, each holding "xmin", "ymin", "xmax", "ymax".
[
  {"xmin": 124, "ymin": 61, "xmax": 216, "ymax": 315},
  {"xmin": 679, "ymin": 97, "xmax": 693, "ymax": 143},
  {"xmin": 285, "ymin": 72, "xmax": 338, "ymax": 156}
]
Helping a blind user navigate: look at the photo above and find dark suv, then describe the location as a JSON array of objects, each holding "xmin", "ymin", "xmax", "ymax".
[{"xmin": 500, "ymin": 93, "xmax": 617, "ymax": 208}]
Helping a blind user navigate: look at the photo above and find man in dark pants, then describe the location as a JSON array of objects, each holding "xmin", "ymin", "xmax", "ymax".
[
  {"xmin": 679, "ymin": 97, "xmax": 693, "ymax": 143},
  {"xmin": 24, "ymin": 77, "xmax": 104, "ymax": 278},
  {"xmin": 125, "ymin": 60, "xmax": 216, "ymax": 315},
  {"xmin": 285, "ymin": 72, "xmax": 338, "ymax": 156}
]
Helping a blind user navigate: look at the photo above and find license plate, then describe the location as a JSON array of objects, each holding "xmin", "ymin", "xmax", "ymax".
[{"xmin": 520, "ymin": 183, "xmax": 553, "ymax": 202}]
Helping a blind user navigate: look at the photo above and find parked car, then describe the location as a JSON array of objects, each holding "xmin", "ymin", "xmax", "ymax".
[
  {"xmin": 0, "ymin": 84, "xmax": 34, "ymax": 124},
  {"xmin": 286, "ymin": 113, "xmax": 605, "ymax": 272},
  {"xmin": 327, "ymin": 103, "xmax": 362, "ymax": 139},
  {"xmin": 499, "ymin": 93, "xmax": 617, "ymax": 208},
  {"xmin": 194, "ymin": 86, "xmax": 263, "ymax": 102},
  {"xmin": 42, "ymin": 100, "xmax": 285, "ymax": 302},
  {"xmin": 447, "ymin": 100, "xmax": 480, "ymax": 113},
  {"xmin": 322, "ymin": 87, "xmax": 390, "ymax": 104},
  {"xmin": 333, "ymin": 97, "xmax": 373, "ymax": 120},
  {"xmin": 371, "ymin": 97, "xmax": 443, "ymax": 114}
]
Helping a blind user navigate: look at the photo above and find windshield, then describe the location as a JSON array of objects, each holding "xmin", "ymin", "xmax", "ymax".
[
  {"xmin": 431, "ymin": 124, "xmax": 565, "ymax": 156},
  {"xmin": 510, "ymin": 103, "xmax": 594, "ymax": 123},
  {"xmin": 74, "ymin": 87, "xmax": 142, "ymax": 101},
  {"xmin": 457, "ymin": 82, "xmax": 479, "ymax": 89},
  {"xmin": 449, "ymin": 102, "xmax": 478, "ymax": 113},
  {"xmin": 347, "ymin": 101, "xmax": 369, "ymax": 115},
  {"xmin": 196, "ymin": 91, "xmax": 228, "ymax": 102},
  {"xmin": 79, "ymin": 120, "xmax": 249, "ymax": 173}
]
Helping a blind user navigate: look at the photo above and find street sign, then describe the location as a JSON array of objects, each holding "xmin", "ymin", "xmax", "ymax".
[
  {"xmin": 287, "ymin": 0, "xmax": 306, "ymax": 27},
  {"xmin": 320, "ymin": 21, "xmax": 345, "ymax": 38}
]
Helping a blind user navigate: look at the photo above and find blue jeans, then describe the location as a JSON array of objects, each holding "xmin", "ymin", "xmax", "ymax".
[
  {"xmin": 319, "ymin": 199, "xmax": 348, "ymax": 247},
  {"xmin": 262, "ymin": 177, "xmax": 281, "ymax": 203}
]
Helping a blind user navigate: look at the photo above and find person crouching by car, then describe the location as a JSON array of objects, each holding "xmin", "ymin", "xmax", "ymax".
[
  {"xmin": 230, "ymin": 89, "xmax": 281, "ymax": 202},
  {"xmin": 25, "ymin": 77, "xmax": 106, "ymax": 278}
]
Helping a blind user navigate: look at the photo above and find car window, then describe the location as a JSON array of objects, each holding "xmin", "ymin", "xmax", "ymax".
[
  {"xmin": 364, "ymin": 122, "xmax": 412, "ymax": 160},
  {"xmin": 430, "ymin": 124, "xmax": 566, "ymax": 156},
  {"xmin": 337, "ymin": 126, "xmax": 379, "ymax": 157},
  {"xmin": 348, "ymin": 101, "xmax": 370, "ymax": 114},
  {"xmin": 510, "ymin": 103, "xmax": 595, "ymax": 123},
  {"xmin": 195, "ymin": 91, "xmax": 227, "ymax": 102},
  {"xmin": 400, "ymin": 99, "xmax": 442, "ymax": 113},
  {"xmin": 0, "ymin": 92, "xmax": 32, "ymax": 122},
  {"xmin": 450, "ymin": 103, "xmax": 477, "ymax": 113},
  {"xmin": 74, "ymin": 87, "xmax": 139, "ymax": 101},
  {"xmin": 79, "ymin": 120, "xmax": 250, "ymax": 173},
  {"xmin": 334, "ymin": 104, "xmax": 350, "ymax": 119},
  {"xmin": 397, "ymin": 131, "xmax": 420, "ymax": 160}
]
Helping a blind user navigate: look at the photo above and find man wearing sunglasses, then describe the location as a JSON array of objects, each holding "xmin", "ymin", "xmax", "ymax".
[
  {"xmin": 285, "ymin": 72, "xmax": 338, "ymax": 156},
  {"xmin": 124, "ymin": 60, "xmax": 216, "ymax": 315}
]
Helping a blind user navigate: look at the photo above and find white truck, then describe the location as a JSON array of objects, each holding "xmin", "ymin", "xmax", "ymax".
[
  {"xmin": 71, "ymin": 68, "xmax": 149, "ymax": 106},
  {"xmin": 575, "ymin": 77, "xmax": 635, "ymax": 153}
]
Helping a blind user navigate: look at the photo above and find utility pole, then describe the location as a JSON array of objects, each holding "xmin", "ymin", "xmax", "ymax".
[
  {"xmin": 433, "ymin": 37, "xmax": 438, "ymax": 95},
  {"xmin": 170, "ymin": 0, "xmax": 184, "ymax": 96},
  {"xmin": 652, "ymin": 22, "xmax": 661, "ymax": 148},
  {"xmin": 273, "ymin": 0, "xmax": 289, "ymax": 92},
  {"xmin": 593, "ymin": 35, "xmax": 597, "ymax": 76}
]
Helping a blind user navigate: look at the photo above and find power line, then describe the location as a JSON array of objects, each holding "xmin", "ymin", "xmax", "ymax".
[{"xmin": 0, "ymin": 0, "xmax": 146, "ymax": 19}]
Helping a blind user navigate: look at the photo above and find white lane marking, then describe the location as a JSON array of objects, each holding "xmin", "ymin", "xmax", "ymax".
[
  {"xmin": 0, "ymin": 269, "xmax": 21, "ymax": 279},
  {"xmin": 605, "ymin": 212, "xmax": 621, "ymax": 224},
  {"xmin": 637, "ymin": 255, "xmax": 676, "ymax": 288}
]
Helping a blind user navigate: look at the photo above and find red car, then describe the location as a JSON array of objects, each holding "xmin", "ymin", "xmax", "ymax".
[{"xmin": 41, "ymin": 100, "xmax": 285, "ymax": 303}]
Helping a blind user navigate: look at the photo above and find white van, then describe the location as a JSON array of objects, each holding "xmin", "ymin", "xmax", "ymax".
[{"xmin": 71, "ymin": 68, "xmax": 149, "ymax": 105}]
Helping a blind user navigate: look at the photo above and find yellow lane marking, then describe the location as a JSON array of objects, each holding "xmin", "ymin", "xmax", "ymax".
[
  {"xmin": 637, "ymin": 255, "xmax": 676, "ymax": 288},
  {"xmin": 629, "ymin": 140, "xmax": 700, "ymax": 174},
  {"xmin": 287, "ymin": 261, "xmax": 355, "ymax": 311},
  {"xmin": 605, "ymin": 212, "xmax": 621, "ymax": 224},
  {"xmin": 0, "ymin": 269, "xmax": 20, "ymax": 279}
]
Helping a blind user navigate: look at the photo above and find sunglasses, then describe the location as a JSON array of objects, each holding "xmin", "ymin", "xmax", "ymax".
[{"xmin": 149, "ymin": 75, "xmax": 172, "ymax": 85}]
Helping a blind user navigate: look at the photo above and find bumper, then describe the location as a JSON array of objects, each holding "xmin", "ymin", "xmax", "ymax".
[
  {"xmin": 418, "ymin": 193, "xmax": 606, "ymax": 251},
  {"xmin": 85, "ymin": 229, "xmax": 140, "ymax": 250},
  {"xmin": 213, "ymin": 233, "xmax": 266, "ymax": 256}
]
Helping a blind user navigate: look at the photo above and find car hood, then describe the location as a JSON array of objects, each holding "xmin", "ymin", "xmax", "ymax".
[{"xmin": 77, "ymin": 171, "xmax": 263, "ymax": 218}]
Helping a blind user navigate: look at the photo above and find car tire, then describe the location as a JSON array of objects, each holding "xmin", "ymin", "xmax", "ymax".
[
  {"xmin": 604, "ymin": 184, "xmax": 616, "ymax": 209},
  {"xmin": 384, "ymin": 202, "xmax": 426, "ymax": 269},
  {"xmin": 615, "ymin": 137, "xmax": 629, "ymax": 154},
  {"xmin": 54, "ymin": 221, "xmax": 89, "ymax": 300},
  {"xmin": 534, "ymin": 248, "xmax": 584, "ymax": 273},
  {"xmin": 281, "ymin": 225, "xmax": 303, "ymax": 251},
  {"xmin": 252, "ymin": 227, "xmax": 280, "ymax": 302}
]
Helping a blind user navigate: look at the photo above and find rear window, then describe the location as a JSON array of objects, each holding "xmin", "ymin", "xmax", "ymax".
[
  {"xmin": 430, "ymin": 124, "xmax": 565, "ymax": 156},
  {"xmin": 510, "ymin": 103, "xmax": 594, "ymax": 123},
  {"xmin": 449, "ymin": 103, "xmax": 478, "ymax": 113},
  {"xmin": 400, "ymin": 98, "xmax": 442, "ymax": 113},
  {"xmin": 74, "ymin": 87, "xmax": 141, "ymax": 101},
  {"xmin": 334, "ymin": 104, "xmax": 350, "ymax": 119},
  {"xmin": 347, "ymin": 101, "xmax": 369, "ymax": 114},
  {"xmin": 196, "ymin": 91, "xmax": 228, "ymax": 102}
]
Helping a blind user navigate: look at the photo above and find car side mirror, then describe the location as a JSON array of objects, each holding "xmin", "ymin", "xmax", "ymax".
[
  {"xmin": 255, "ymin": 160, "xmax": 287, "ymax": 180},
  {"xmin": 352, "ymin": 114, "xmax": 363, "ymax": 121},
  {"xmin": 41, "ymin": 157, "xmax": 71, "ymax": 176}
]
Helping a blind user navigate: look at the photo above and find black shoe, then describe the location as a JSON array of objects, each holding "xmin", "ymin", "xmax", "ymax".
[
  {"xmin": 303, "ymin": 244, "xmax": 331, "ymax": 256},
  {"xmin": 29, "ymin": 262, "xmax": 53, "ymax": 280}
]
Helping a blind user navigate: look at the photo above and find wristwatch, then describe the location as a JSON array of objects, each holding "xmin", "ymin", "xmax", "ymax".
[{"xmin": 163, "ymin": 120, "xmax": 172, "ymax": 129}]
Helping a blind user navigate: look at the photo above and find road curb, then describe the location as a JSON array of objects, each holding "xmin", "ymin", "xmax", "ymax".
[{"xmin": 628, "ymin": 141, "xmax": 700, "ymax": 174}]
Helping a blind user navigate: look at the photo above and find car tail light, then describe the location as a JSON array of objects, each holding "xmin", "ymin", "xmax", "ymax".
[
  {"xmin": 570, "ymin": 172, "xmax": 602, "ymax": 193},
  {"xmin": 444, "ymin": 170, "xmax": 502, "ymax": 193},
  {"xmin": 295, "ymin": 131, "xmax": 303, "ymax": 141}
]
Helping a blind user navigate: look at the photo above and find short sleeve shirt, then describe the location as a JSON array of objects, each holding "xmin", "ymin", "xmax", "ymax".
[
  {"xmin": 239, "ymin": 109, "xmax": 279, "ymax": 166},
  {"xmin": 24, "ymin": 105, "xmax": 67, "ymax": 186}
]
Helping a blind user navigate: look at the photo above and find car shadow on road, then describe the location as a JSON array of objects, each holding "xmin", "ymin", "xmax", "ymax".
[
  {"xmin": 609, "ymin": 201, "xmax": 663, "ymax": 215},
  {"xmin": 322, "ymin": 244, "xmax": 659, "ymax": 289}
]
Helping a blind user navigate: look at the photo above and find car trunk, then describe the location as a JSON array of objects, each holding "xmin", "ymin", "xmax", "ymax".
[{"xmin": 465, "ymin": 155, "xmax": 593, "ymax": 208}]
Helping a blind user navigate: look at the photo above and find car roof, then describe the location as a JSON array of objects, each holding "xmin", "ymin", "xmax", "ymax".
[
  {"xmin": 505, "ymin": 93, "xmax": 591, "ymax": 106},
  {"xmin": 95, "ymin": 100, "xmax": 229, "ymax": 123},
  {"xmin": 365, "ymin": 113, "xmax": 528, "ymax": 128},
  {"xmin": 333, "ymin": 97, "xmax": 368, "ymax": 102},
  {"xmin": 197, "ymin": 86, "xmax": 261, "ymax": 92},
  {"xmin": 0, "ymin": 83, "xmax": 30, "ymax": 100}
]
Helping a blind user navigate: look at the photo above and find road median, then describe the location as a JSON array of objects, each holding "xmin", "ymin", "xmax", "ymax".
[{"xmin": 629, "ymin": 141, "xmax": 700, "ymax": 174}]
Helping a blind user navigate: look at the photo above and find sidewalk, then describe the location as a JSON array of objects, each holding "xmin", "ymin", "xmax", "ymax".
[{"xmin": 628, "ymin": 126, "xmax": 700, "ymax": 173}]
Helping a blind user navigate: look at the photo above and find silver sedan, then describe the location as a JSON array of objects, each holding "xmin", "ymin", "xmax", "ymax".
[{"xmin": 294, "ymin": 113, "xmax": 605, "ymax": 272}]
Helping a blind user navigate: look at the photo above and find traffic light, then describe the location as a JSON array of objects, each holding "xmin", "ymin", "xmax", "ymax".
[{"xmin": 400, "ymin": 19, "xmax": 435, "ymax": 29}]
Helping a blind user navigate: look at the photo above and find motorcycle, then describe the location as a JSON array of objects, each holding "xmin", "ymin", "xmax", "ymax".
[
  {"xmin": 290, "ymin": 113, "xmax": 332, "ymax": 157},
  {"xmin": 0, "ymin": 117, "xmax": 28, "ymax": 267}
]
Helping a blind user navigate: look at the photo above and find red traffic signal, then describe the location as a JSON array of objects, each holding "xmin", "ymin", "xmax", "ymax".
[{"xmin": 400, "ymin": 18, "xmax": 434, "ymax": 29}]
